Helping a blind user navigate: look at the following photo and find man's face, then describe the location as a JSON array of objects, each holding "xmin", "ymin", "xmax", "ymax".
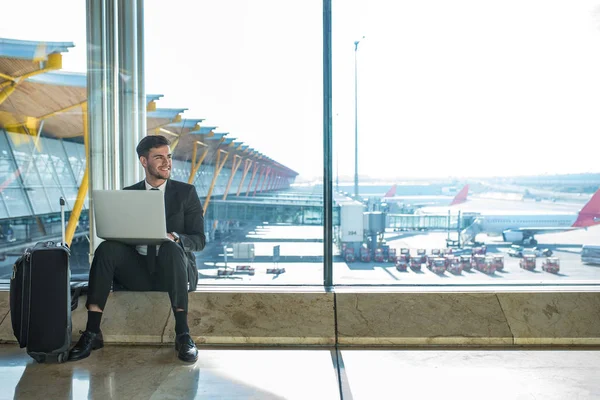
[{"xmin": 141, "ymin": 145, "xmax": 172, "ymax": 181}]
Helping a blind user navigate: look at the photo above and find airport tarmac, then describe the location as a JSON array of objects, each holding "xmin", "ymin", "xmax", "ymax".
[
  {"xmin": 0, "ymin": 199, "xmax": 596, "ymax": 286},
  {"xmin": 194, "ymin": 224, "xmax": 600, "ymax": 285}
]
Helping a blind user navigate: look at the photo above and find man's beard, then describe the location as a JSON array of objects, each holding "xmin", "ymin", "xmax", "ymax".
[{"xmin": 149, "ymin": 164, "xmax": 170, "ymax": 180}]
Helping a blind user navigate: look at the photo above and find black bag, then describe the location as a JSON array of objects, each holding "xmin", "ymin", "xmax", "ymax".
[{"xmin": 9, "ymin": 197, "xmax": 73, "ymax": 363}]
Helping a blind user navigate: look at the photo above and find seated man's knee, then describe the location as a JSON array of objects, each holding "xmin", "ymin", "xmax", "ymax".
[
  {"xmin": 160, "ymin": 241, "xmax": 185, "ymax": 258},
  {"xmin": 97, "ymin": 240, "xmax": 128, "ymax": 252},
  {"xmin": 95, "ymin": 240, "xmax": 130, "ymax": 260}
]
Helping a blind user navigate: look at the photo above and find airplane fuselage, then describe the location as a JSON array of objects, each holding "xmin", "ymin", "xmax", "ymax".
[{"xmin": 478, "ymin": 212, "xmax": 577, "ymax": 234}]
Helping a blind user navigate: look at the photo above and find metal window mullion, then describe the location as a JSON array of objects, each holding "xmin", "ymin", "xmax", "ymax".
[{"xmin": 323, "ymin": 0, "xmax": 333, "ymax": 287}]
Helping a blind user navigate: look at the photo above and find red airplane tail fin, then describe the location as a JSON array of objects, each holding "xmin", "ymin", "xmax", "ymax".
[
  {"xmin": 384, "ymin": 184, "xmax": 397, "ymax": 198},
  {"xmin": 573, "ymin": 188, "xmax": 600, "ymax": 227},
  {"xmin": 450, "ymin": 184, "xmax": 469, "ymax": 205}
]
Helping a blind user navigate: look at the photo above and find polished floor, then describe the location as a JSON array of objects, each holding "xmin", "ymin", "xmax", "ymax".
[{"xmin": 1, "ymin": 345, "xmax": 600, "ymax": 399}]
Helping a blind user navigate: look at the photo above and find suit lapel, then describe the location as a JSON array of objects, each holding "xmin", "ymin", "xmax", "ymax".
[{"xmin": 164, "ymin": 179, "xmax": 178, "ymax": 217}]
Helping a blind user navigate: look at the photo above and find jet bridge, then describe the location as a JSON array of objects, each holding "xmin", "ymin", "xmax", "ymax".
[
  {"xmin": 388, "ymin": 214, "xmax": 461, "ymax": 231},
  {"xmin": 388, "ymin": 212, "xmax": 482, "ymax": 243}
]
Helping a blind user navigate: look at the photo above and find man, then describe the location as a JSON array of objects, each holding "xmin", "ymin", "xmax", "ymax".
[{"xmin": 69, "ymin": 135, "xmax": 205, "ymax": 362}]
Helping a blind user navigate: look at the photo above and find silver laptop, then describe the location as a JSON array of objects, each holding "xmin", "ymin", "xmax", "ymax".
[{"xmin": 92, "ymin": 190, "xmax": 170, "ymax": 245}]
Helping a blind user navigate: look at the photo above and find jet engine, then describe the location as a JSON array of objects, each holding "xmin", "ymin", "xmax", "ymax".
[{"xmin": 502, "ymin": 230, "xmax": 524, "ymax": 243}]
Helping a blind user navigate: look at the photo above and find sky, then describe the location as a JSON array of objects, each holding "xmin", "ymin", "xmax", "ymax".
[{"xmin": 2, "ymin": 0, "xmax": 600, "ymax": 181}]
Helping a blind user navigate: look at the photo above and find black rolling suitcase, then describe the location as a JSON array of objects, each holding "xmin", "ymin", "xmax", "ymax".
[{"xmin": 10, "ymin": 197, "xmax": 72, "ymax": 363}]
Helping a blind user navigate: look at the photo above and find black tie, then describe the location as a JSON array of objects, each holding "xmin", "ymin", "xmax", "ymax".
[{"xmin": 147, "ymin": 188, "xmax": 159, "ymax": 273}]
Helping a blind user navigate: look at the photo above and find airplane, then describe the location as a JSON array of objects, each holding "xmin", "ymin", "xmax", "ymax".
[
  {"xmin": 419, "ymin": 188, "xmax": 600, "ymax": 245},
  {"xmin": 382, "ymin": 184, "xmax": 469, "ymax": 207}
]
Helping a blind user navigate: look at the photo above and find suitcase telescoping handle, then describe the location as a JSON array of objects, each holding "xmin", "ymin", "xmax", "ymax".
[{"xmin": 60, "ymin": 197, "xmax": 66, "ymax": 245}]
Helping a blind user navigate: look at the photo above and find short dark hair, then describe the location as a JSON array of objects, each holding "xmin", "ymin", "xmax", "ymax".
[{"xmin": 136, "ymin": 135, "xmax": 171, "ymax": 159}]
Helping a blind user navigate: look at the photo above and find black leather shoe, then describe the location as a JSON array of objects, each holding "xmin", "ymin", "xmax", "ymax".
[
  {"xmin": 68, "ymin": 330, "xmax": 104, "ymax": 361},
  {"xmin": 175, "ymin": 333, "xmax": 198, "ymax": 362}
]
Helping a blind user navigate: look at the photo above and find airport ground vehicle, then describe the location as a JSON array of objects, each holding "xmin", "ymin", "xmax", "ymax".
[
  {"xmin": 409, "ymin": 257, "xmax": 422, "ymax": 271},
  {"xmin": 428, "ymin": 257, "xmax": 446, "ymax": 274},
  {"xmin": 267, "ymin": 267, "xmax": 286, "ymax": 274},
  {"xmin": 442, "ymin": 248, "xmax": 453, "ymax": 256},
  {"xmin": 395, "ymin": 259, "xmax": 408, "ymax": 271},
  {"xmin": 524, "ymin": 247, "xmax": 553, "ymax": 257},
  {"xmin": 471, "ymin": 255, "xmax": 485, "ymax": 271},
  {"xmin": 388, "ymin": 248, "xmax": 398, "ymax": 263},
  {"xmin": 509, "ymin": 245, "xmax": 552, "ymax": 258},
  {"xmin": 492, "ymin": 255, "xmax": 504, "ymax": 271},
  {"xmin": 542, "ymin": 257, "xmax": 560, "ymax": 273},
  {"xmin": 508, "ymin": 245, "xmax": 524, "ymax": 258},
  {"xmin": 235, "ymin": 265, "xmax": 255, "ymax": 275},
  {"xmin": 446, "ymin": 257, "xmax": 462, "ymax": 275},
  {"xmin": 360, "ymin": 247, "xmax": 371, "ymax": 262},
  {"xmin": 417, "ymin": 249, "xmax": 427, "ymax": 263},
  {"xmin": 399, "ymin": 248, "xmax": 410, "ymax": 263},
  {"xmin": 459, "ymin": 255, "xmax": 472, "ymax": 271},
  {"xmin": 520, "ymin": 255, "xmax": 537, "ymax": 271},
  {"xmin": 581, "ymin": 245, "xmax": 600, "ymax": 265},
  {"xmin": 483, "ymin": 256, "xmax": 497, "ymax": 274},
  {"xmin": 472, "ymin": 246, "xmax": 487, "ymax": 256},
  {"xmin": 344, "ymin": 248, "xmax": 356, "ymax": 263},
  {"xmin": 473, "ymin": 255, "xmax": 496, "ymax": 274},
  {"xmin": 374, "ymin": 248, "xmax": 385, "ymax": 263}
]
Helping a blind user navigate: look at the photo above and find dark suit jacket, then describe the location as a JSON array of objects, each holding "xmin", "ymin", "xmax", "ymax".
[{"xmin": 124, "ymin": 179, "xmax": 205, "ymax": 291}]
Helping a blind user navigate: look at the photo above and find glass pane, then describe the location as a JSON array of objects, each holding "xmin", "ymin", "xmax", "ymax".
[
  {"xmin": 26, "ymin": 187, "xmax": 52, "ymax": 215},
  {"xmin": 62, "ymin": 140, "xmax": 86, "ymax": 183},
  {"xmin": 34, "ymin": 152, "xmax": 60, "ymax": 187},
  {"xmin": 6, "ymin": 132, "xmax": 41, "ymax": 187},
  {"xmin": 45, "ymin": 187, "xmax": 67, "ymax": 213},
  {"xmin": 146, "ymin": 0, "xmax": 323, "ymax": 285},
  {"xmin": 0, "ymin": 0, "xmax": 88, "ymax": 283},
  {"xmin": 333, "ymin": 0, "xmax": 600, "ymax": 285},
  {"xmin": 62, "ymin": 186, "xmax": 83, "ymax": 211},
  {"xmin": 2, "ymin": 188, "xmax": 32, "ymax": 218},
  {"xmin": 41, "ymin": 137, "xmax": 77, "ymax": 187},
  {"xmin": 0, "ymin": 131, "xmax": 22, "ymax": 189}
]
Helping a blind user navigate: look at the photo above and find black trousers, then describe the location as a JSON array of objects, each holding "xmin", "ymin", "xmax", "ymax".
[{"xmin": 86, "ymin": 240, "xmax": 188, "ymax": 312}]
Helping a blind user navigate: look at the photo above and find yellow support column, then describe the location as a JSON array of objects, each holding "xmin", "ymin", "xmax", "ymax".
[
  {"xmin": 187, "ymin": 141, "xmax": 209, "ymax": 184},
  {"xmin": 0, "ymin": 83, "xmax": 18, "ymax": 106},
  {"xmin": 204, "ymin": 150, "xmax": 229, "ymax": 212},
  {"xmin": 236, "ymin": 159, "xmax": 253, "ymax": 196},
  {"xmin": 260, "ymin": 167, "xmax": 271, "ymax": 193},
  {"xmin": 253, "ymin": 166, "xmax": 267, "ymax": 197},
  {"xmin": 245, "ymin": 162, "xmax": 260, "ymax": 196},
  {"xmin": 222, "ymin": 155, "xmax": 242, "ymax": 200},
  {"xmin": 267, "ymin": 173, "xmax": 277, "ymax": 191},
  {"xmin": 65, "ymin": 102, "xmax": 89, "ymax": 246}
]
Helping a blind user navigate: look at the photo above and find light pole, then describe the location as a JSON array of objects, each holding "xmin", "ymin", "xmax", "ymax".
[{"xmin": 354, "ymin": 36, "xmax": 364, "ymax": 199}]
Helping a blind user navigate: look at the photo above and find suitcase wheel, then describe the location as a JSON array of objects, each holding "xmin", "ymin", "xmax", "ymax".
[{"xmin": 57, "ymin": 352, "xmax": 68, "ymax": 363}]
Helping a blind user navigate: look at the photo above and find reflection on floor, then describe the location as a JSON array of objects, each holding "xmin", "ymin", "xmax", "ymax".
[
  {"xmin": 0, "ymin": 345, "xmax": 339, "ymax": 400},
  {"xmin": 1, "ymin": 345, "xmax": 600, "ymax": 399}
]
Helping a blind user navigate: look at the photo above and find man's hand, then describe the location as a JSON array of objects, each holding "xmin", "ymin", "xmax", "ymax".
[{"xmin": 167, "ymin": 233, "xmax": 176, "ymax": 242}]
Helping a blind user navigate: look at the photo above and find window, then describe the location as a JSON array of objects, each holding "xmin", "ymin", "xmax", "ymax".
[
  {"xmin": 144, "ymin": 0, "xmax": 323, "ymax": 285},
  {"xmin": 332, "ymin": 0, "xmax": 600, "ymax": 285}
]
